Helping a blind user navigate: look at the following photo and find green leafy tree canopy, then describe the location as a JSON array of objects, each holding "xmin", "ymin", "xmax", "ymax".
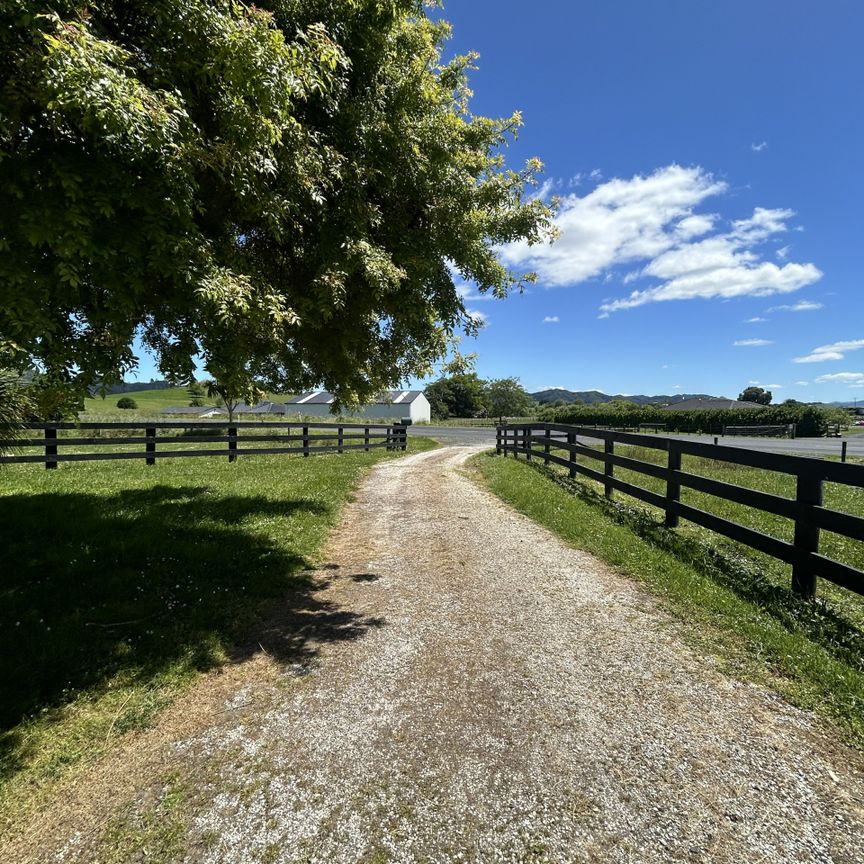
[
  {"xmin": 738, "ymin": 386, "xmax": 773, "ymax": 405},
  {"xmin": 1, "ymin": 1, "xmax": 555, "ymax": 407},
  {"xmin": 485, "ymin": 377, "xmax": 535, "ymax": 418}
]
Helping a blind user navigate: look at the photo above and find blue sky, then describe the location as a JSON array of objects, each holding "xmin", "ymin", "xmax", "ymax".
[
  {"xmin": 134, "ymin": 1, "xmax": 863, "ymax": 402},
  {"xmin": 428, "ymin": 0, "xmax": 864, "ymax": 401}
]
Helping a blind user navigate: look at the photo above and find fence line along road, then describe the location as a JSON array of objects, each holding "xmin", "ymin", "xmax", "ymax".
[
  {"xmin": 0, "ymin": 421, "xmax": 407, "ymax": 468},
  {"xmin": 497, "ymin": 422, "xmax": 864, "ymax": 601}
]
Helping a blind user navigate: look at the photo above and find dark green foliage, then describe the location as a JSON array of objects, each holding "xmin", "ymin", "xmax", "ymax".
[
  {"xmin": 0, "ymin": 369, "xmax": 32, "ymax": 454},
  {"xmin": 738, "ymin": 386, "xmax": 773, "ymax": 405},
  {"xmin": 187, "ymin": 381, "xmax": 205, "ymax": 408},
  {"xmin": 425, "ymin": 373, "xmax": 489, "ymax": 419},
  {"xmin": 25, "ymin": 373, "xmax": 83, "ymax": 421},
  {"xmin": 0, "ymin": 1, "xmax": 554, "ymax": 405},
  {"xmin": 538, "ymin": 402, "xmax": 838, "ymax": 437},
  {"xmin": 115, "ymin": 396, "xmax": 137, "ymax": 409},
  {"xmin": 485, "ymin": 377, "xmax": 536, "ymax": 418},
  {"xmin": 426, "ymin": 373, "xmax": 536, "ymax": 420}
]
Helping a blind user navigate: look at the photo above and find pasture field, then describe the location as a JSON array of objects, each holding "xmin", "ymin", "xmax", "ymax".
[
  {"xmin": 0, "ymin": 438, "xmax": 436, "ymax": 832},
  {"xmin": 473, "ymin": 448, "xmax": 864, "ymax": 747},
  {"xmin": 82, "ymin": 386, "xmax": 291, "ymax": 417}
]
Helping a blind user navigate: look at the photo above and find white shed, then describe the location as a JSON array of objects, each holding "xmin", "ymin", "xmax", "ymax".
[{"xmin": 284, "ymin": 390, "xmax": 431, "ymax": 423}]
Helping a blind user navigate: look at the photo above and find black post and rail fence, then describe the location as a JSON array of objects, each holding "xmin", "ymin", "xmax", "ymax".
[
  {"xmin": 0, "ymin": 421, "xmax": 408, "ymax": 468},
  {"xmin": 496, "ymin": 422, "xmax": 864, "ymax": 600}
]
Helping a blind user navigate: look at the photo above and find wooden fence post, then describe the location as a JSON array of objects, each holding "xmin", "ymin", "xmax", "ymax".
[
  {"xmin": 665, "ymin": 441, "xmax": 681, "ymax": 528},
  {"xmin": 841, "ymin": 440, "xmax": 847, "ymax": 463},
  {"xmin": 568, "ymin": 432, "xmax": 577, "ymax": 478},
  {"xmin": 146, "ymin": 426, "xmax": 156, "ymax": 466},
  {"xmin": 338, "ymin": 425, "xmax": 344, "ymax": 454},
  {"xmin": 398, "ymin": 424, "xmax": 407, "ymax": 451},
  {"xmin": 525, "ymin": 427, "xmax": 532, "ymax": 462},
  {"xmin": 45, "ymin": 426, "xmax": 57, "ymax": 470},
  {"xmin": 543, "ymin": 426, "xmax": 551, "ymax": 465},
  {"xmin": 302, "ymin": 425, "xmax": 310, "ymax": 457},
  {"xmin": 791, "ymin": 470, "xmax": 823, "ymax": 599},
  {"xmin": 364, "ymin": 426, "xmax": 370, "ymax": 452},
  {"xmin": 604, "ymin": 439, "xmax": 614, "ymax": 499},
  {"xmin": 228, "ymin": 426, "xmax": 237, "ymax": 463},
  {"xmin": 496, "ymin": 426, "xmax": 502, "ymax": 455}
]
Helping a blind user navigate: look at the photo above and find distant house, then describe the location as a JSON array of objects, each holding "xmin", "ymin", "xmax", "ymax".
[
  {"xmin": 662, "ymin": 397, "xmax": 764, "ymax": 412},
  {"xmin": 284, "ymin": 390, "xmax": 431, "ymax": 423},
  {"xmin": 248, "ymin": 401, "xmax": 288, "ymax": 415},
  {"xmin": 160, "ymin": 405, "xmax": 226, "ymax": 417}
]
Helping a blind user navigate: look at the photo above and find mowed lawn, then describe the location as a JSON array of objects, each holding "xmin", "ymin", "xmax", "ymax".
[
  {"xmin": 0, "ymin": 439, "xmax": 435, "ymax": 829},
  {"xmin": 474, "ymin": 447, "xmax": 864, "ymax": 747}
]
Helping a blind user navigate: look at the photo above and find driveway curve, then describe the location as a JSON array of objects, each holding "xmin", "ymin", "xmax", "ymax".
[
  {"xmin": 176, "ymin": 445, "xmax": 864, "ymax": 863},
  {"xmin": 30, "ymin": 445, "xmax": 864, "ymax": 864}
]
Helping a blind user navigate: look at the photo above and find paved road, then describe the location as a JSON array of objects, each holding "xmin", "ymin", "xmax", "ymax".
[{"xmin": 410, "ymin": 425, "xmax": 864, "ymax": 458}]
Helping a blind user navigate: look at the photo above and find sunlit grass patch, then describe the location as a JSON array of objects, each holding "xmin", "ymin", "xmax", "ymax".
[{"xmin": 472, "ymin": 450, "xmax": 864, "ymax": 748}]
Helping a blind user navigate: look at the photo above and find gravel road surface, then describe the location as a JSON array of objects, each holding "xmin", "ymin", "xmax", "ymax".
[{"xmin": 148, "ymin": 446, "xmax": 863, "ymax": 863}]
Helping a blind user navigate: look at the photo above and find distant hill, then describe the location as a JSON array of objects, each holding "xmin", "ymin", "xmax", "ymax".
[
  {"xmin": 105, "ymin": 380, "xmax": 174, "ymax": 394},
  {"xmin": 530, "ymin": 388, "xmax": 719, "ymax": 406}
]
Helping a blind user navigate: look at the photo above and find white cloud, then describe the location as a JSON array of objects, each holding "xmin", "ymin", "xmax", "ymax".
[
  {"xmin": 794, "ymin": 381, "xmax": 809, "ymax": 386},
  {"xmin": 793, "ymin": 339, "xmax": 864, "ymax": 363},
  {"xmin": 748, "ymin": 380, "xmax": 761, "ymax": 385},
  {"xmin": 776, "ymin": 245, "xmax": 790, "ymax": 260},
  {"xmin": 455, "ymin": 283, "xmax": 495, "ymax": 303},
  {"xmin": 814, "ymin": 372, "xmax": 864, "ymax": 386},
  {"xmin": 734, "ymin": 339, "xmax": 774, "ymax": 346},
  {"xmin": 673, "ymin": 384, "xmax": 682, "ymax": 389},
  {"xmin": 466, "ymin": 309, "xmax": 487, "ymax": 326},
  {"xmin": 542, "ymin": 315, "xmax": 560, "ymax": 323},
  {"xmin": 766, "ymin": 383, "xmax": 783, "ymax": 389},
  {"xmin": 498, "ymin": 165, "xmax": 822, "ymax": 316},
  {"xmin": 745, "ymin": 316, "xmax": 768, "ymax": 323},
  {"xmin": 589, "ymin": 168, "xmax": 603, "ymax": 181},
  {"xmin": 768, "ymin": 300, "xmax": 822, "ymax": 312},
  {"xmin": 500, "ymin": 165, "xmax": 726, "ymax": 287},
  {"xmin": 751, "ymin": 141, "xmax": 768, "ymax": 152}
]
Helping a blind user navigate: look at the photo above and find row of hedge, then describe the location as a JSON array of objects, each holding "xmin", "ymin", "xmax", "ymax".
[{"xmin": 536, "ymin": 403, "xmax": 842, "ymax": 438}]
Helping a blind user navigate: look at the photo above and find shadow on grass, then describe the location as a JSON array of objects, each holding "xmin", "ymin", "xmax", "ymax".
[
  {"xmin": 526, "ymin": 461, "xmax": 864, "ymax": 674},
  {"xmin": 0, "ymin": 485, "xmax": 383, "ymax": 779}
]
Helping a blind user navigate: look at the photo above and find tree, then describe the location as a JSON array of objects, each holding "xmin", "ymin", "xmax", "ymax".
[
  {"xmin": 25, "ymin": 372, "xmax": 83, "ymax": 420},
  {"xmin": 205, "ymin": 380, "xmax": 241, "ymax": 423},
  {"xmin": 187, "ymin": 381, "xmax": 206, "ymax": 407},
  {"xmin": 738, "ymin": 386, "xmax": 773, "ymax": 405},
  {"xmin": 485, "ymin": 377, "xmax": 536, "ymax": 418},
  {"xmin": 425, "ymin": 373, "xmax": 488, "ymax": 420},
  {"xmin": 0, "ymin": 369, "xmax": 32, "ymax": 457},
  {"xmin": 1, "ymin": 2, "xmax": 554, "ymax": 408},
  {"xmin": 116, "ymin": 396, "xmax": 138, "ymax": 409}
]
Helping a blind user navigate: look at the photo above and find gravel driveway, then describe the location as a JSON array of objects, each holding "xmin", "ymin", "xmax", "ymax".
[
  {"xmin": 170, "ymin": 446, "xmax": 863, "ymax": 864},
  {"xmin": 29, "ymin": 446, "xmax": 864, "ymax": 864}
]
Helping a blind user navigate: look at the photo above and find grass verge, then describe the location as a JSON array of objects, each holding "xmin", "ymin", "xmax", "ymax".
[
  {"xmin": 0, "ymin": 438, "xmax": 436, "ymax": 835},
  {"xmin": 471, "ymin": 450, "xmax": 864, "ymax": 748}
]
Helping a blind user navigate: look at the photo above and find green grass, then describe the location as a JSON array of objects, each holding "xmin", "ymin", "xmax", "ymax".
[
  {"xmin": 82, "ymin": 386, "xmax": 291, "ymax": 418},
  {"xmin": 0, "ymin": 438, "xmax": 436, "ymax": 832},
  {"xmin": 473, "ymin": 450, "xmax": 864, "ymax": 748}
]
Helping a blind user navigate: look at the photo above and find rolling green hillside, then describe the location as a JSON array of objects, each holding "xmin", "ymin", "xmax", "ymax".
[{"xmin": 82, "ymin": 387, "xmax": 291, "ymax": 417}]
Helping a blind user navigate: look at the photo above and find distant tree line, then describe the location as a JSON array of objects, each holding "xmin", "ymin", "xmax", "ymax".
[
  {"xmin": 425, "ymin": 374, "xmax": 537, "ymax": 420},
  {"xmin": 538, "ymin": 401, "xmax": 846, "ymax": 438}
]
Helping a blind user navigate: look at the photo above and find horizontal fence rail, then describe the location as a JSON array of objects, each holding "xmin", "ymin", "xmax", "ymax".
[
  {"xmin": 496, "ymin": 422, "xmax": 864, "ymax": 600},
  {"xmin": 0, "ymin": 421, "xmax": 407, "ymax": 467}
]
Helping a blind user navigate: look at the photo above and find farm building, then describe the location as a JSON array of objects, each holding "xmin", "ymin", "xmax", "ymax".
[
  {"xmin": 161, "ymin": 405, "xmax": 226, "ymax": 417},
  {"xmin": 285, "ymin": 390, "xmax": 431, "ymax": 423},
  {"xmin": 662, "ymin": 397, "xmax": 764, "ymax": 411}
]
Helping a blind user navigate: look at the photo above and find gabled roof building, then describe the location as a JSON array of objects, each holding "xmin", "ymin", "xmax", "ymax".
[{"xmin": 285, "ymin": 390, "xmax": 431, "ymax": 423}]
